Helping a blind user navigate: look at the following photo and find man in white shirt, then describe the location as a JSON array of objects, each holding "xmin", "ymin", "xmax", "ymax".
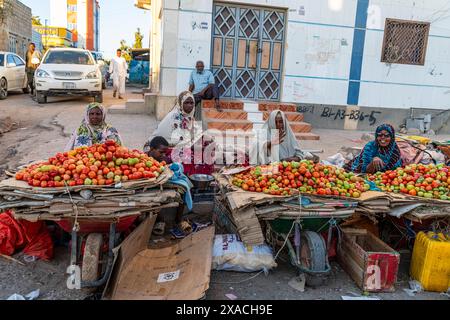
[{"xmin": 109, "ymin": 49, "xmax": 128, "ymax": 99}]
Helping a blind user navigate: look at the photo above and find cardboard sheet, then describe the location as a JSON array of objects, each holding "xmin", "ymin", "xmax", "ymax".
[{"xmin": 103, "ymin": 216, "xmax": 215, "ymax": 300}]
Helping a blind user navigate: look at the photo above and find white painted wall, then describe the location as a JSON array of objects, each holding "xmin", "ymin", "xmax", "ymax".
[
  {"xmin": 50, "ymin": 0, "xmax": 68, "ymax": 28},
  {"xmin": 77, "ymin": 0, "xmax": 88, "ymax": 49},
  {"xmin": 154, "ymin": 0, "xmax": 450, "ymax": 110}
]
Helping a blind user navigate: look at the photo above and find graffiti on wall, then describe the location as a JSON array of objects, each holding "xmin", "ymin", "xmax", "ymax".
[{"xmin": 298, "ymin": 105, "xmax": 382, "ymax": 126}]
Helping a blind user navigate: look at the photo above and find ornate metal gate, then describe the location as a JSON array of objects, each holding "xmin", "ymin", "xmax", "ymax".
[{"xmin": 212, "ymin": 3, "xmax": 286, "ymax": 101}]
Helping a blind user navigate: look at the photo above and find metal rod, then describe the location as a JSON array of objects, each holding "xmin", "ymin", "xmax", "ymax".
[{"xmin": 70, "ymin": 228, "xmax": 77, "ymax": 266}]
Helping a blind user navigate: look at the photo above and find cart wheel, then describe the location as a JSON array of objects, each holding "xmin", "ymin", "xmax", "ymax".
[
  {"xmin": 82, "ymin": 233, "xmax": 103, "ymax": 282},
  {"xmin": 300, "ymin": 231, "xmax": 328, "ymax": 287}
]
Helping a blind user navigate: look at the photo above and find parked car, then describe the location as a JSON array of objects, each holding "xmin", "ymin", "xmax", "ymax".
[
  {"xmin": 34, "ymin": 48, "xmax": 103, "ymax": 104},
  {"xmin": 0, "ymin": 51, "xmax": 28, "ymax": 100},
  {"xmin": 91, "ymin": 51, "xmax": 108, "ymax": 89}
]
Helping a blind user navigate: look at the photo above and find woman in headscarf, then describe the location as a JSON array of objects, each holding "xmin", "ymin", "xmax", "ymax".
[
  {"xmin": 65, "ymin": 102, "xmax": 122, "ymax": 151},
  {"xmin": 344, "ymin": 123, "xmax": 402, "ymax": 174},
  {"xmin": 249, "ymin": 110, "xmax": 315, "ymax": 165},
  {"xmin": 144, "ymin": 91, "xmax": 215, "ymax": 176}
]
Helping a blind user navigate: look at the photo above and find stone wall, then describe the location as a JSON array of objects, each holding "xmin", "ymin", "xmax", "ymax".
[{"xmin": 0, "ymin": 0, "xmax": 32, "ymax": 58}]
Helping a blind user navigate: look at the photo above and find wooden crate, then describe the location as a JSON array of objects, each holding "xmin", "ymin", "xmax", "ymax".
[{"xmin": 337, "ymin": 229, "xmax": 400, "ymax": 292}]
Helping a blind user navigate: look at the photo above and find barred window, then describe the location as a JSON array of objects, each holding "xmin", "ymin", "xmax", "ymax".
[{"xmin": 381, "ymin": 19, "xmax": 430, "ymax": 65}]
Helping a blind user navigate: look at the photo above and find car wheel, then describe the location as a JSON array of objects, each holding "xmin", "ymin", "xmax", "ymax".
[
  {"xmin": 94, "ymin": 92, "xmax": 103, "ymax": 103},
  {"xmin": 36, "ymin": 91, "xmax": 47, "ymax": 104},
  {"xmin": 0, "ymin": 78, "xmax": 8, "ymax": 100}
]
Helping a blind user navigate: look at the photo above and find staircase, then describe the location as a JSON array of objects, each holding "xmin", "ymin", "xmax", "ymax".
[{"xmin": 202, "ymin": 100, "xmax": 320, "ymax": 142}]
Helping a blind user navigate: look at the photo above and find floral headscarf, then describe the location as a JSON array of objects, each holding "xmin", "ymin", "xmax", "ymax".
[
  {"xmin": 145, "ymin": 91, "xmax": 197, "ymax": 150},
  {"xmin": 345, "ymin": 123, "xmax": 402, "ymax": 173},
  {"xmin": 65, "ymin": 102, "xmax": 122, "ymax": 151}
]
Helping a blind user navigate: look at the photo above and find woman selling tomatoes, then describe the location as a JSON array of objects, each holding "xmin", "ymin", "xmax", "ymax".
[
  {"xmin": 65, "ymin": 102, "xmax": 122, "ymax": 151},
  {"xmin": 249, "ymin": 110, "xmax": 316, "ymax": 165},
  {"xmin": 144, "ymin": 91, "xmax": 215, "ymax": 176},
  {"xmin": 344, "ymin": 123, "xmax": 403, "ymax": 174}
]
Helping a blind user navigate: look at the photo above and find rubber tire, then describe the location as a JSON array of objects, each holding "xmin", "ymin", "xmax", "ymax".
[
  {"xmin": 0, "ymin": 78, "xmax": 7, "ymax": 100},
  {"xmin": 36, "ymin": 91, "xmax": 47, "ymax": 104},
  {"xmin": 94, "ymin": 92, "xmax": 103, "ymax": 103},
  {"xmin": 300, "ymin": 231, "xmax": 328, "ymax": 288},
  {"xmin": 81, "ymin": 233, "xmax": 103, "ymax": 282}
]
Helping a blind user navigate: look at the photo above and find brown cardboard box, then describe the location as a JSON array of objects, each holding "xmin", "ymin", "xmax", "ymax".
[{"xmin": 103, "ymin": 215, "xmax": 215, "ymax": 300}]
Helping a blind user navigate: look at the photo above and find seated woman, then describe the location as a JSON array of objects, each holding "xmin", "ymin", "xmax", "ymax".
[
  {"xmin": 250, "ymin": 110, "xmax": 316, "ymax": 165},
  {"xmin": 65, "ymin": 102, "xmax": 122, "ymax": 151},
  {"xmin": 144, "ymin": 91, "xmax": 215, "ymax": 176},
  {"xmin": 344, "ymin": 123, "xmax": 402, "ymax": 174}
]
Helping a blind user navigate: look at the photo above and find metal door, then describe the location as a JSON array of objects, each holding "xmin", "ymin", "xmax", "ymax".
[{"xmin": 212, "ymin": 3, "xmax": 286, "ymax": 101}]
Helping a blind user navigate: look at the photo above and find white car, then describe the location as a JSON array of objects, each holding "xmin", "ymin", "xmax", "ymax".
[
  {"xmin": 0, "ymin": 51, "xmax": 28, "ymax": 100},
  {"xmin": 34, "ymin": 48, "xmax": 103, "ymax": 104}
]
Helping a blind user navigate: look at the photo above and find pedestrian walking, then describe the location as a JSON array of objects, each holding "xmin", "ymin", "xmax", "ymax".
[
  {"xmin": 109, "ymin": 49, "xmax": 128, "ymax": 99},
  {"xmin": 25, "ymin": 43, "xmax": 42, "ymax": 96}
]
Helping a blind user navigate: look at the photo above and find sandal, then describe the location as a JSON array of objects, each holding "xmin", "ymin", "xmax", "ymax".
[{"xmin": 153, "ymin": 222, "xmax": 165, "ymax": 236}]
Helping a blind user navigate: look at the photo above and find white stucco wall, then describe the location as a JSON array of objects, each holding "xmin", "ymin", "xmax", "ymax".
[{"xmin": 153, "ymin": 0, "xmax": 450, "ymax": 110}]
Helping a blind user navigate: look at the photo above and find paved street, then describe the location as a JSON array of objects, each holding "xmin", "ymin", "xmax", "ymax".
[{"xmin": 0, "ymin": 90, "xmax": 449, "ymax": 300}]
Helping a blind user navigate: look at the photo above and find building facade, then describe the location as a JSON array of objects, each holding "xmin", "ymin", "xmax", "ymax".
[
  {"xmin": 32, "ymin": 28, "xmax": 43, "ymax": 52},
  {"xmin": 0, "ymin": 0, "xmax": 32, "ymax": 58},
  {"xmin": 146, "ymin": 0, "xmax": 450, "ymax": 128},
  {"xmin": 33, "ymin": 26, "xmax": 74, "ymax": 49},
  {"xmin": 50, "ymin": 0, "xmax": 100, "ymax": 51}
]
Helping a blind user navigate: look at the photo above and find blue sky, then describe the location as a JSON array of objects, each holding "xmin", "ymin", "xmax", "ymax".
[{"xmin": 20, "ymin": 0, "xmax": 151, "ymax": 59}]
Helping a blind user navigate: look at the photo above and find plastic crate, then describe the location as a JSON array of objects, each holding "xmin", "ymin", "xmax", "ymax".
[{"xmin": 410, "ymin": 232, "xmax": 450, "ymax": 292}]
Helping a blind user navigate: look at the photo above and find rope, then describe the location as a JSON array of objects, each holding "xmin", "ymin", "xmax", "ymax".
[{"xmin": 64, "ymin": 182, "xmax": 80, "ymax": 232}]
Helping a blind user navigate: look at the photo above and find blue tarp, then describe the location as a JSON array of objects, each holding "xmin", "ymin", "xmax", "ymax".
[{"xmin": 129, "ymin": 60, "xmax": 149, "ymax": 85}]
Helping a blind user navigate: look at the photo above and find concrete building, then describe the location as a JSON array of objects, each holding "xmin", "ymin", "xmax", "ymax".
[
  {"xmin": 50, "ymin": 0, "xmax": 100, "ymax": 51},
  {"xmin": 0, "ymin": 0, "xmax": 32, "ymax": 59},
  {"xmin": 32, "ymin": 28, "xmax": 43, "ymax": 52},
  {"xmin": 33, "ymin": 26, "xmax": 74, "ymax": 49},
  {"xmin": 141, "ymin": 0, "xmax": 450, "ymax": 131}
]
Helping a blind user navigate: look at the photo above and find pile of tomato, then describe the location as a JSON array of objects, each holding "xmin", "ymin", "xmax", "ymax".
[
  {"xmin": 367, "ymin": 163, "xmax": 449, "ymax": 200},
  {"xmin": 15, "ymin": 140, "xmax": 166, "ymax": 188},
  {"xmin": 232, "ymin": 160, "xmax": 370, "ymax": 198}
]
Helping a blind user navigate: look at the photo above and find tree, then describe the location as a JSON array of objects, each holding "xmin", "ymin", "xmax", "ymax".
[
  {"xmin": 32, "ymin": 16, "xmax": 42, "ymax": 25},
  {"xmin": 118, "ymin": 40, "xmax": 132, "ymax": 62},
  {"xmin": 133, "ymin": 28, "xmax": 144, "ymax": 49}
]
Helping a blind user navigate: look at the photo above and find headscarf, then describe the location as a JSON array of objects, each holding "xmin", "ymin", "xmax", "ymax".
[
  {"xmin": 249, "ymin": 110, "xmax": 306, "ymax": 165},
  {"xmin": 345, "ymin": 123, "xmax": 402, "ymax": 173},
  {"xmin": 65, "ymin": 102, "xmax": 122, "ymax": 151},
  {"xmin": 145, "ymin": 91, "xmax": 198, "ymax": 149}
]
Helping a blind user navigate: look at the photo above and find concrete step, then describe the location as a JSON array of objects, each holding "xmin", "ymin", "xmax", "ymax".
[
  {"xmin": 203, "ymin": 109, "xmax": 248, "ymax": 120},
  {"xmin": 259, "ymin": 103, "xmax": 297, "ymax": 112},
  {"xmin": 125, "ymin": 98, "xmax": 146, "ymax": 114},
  {"xmin": 108, "ymin": 99, "xmax": 146, "ymax": 114},
  {"xmin": 108, "ymin": 104, "xmax": 127, "ymax": 114},
  {"xmin": 206, "ymin": 118, "xmax": 253, "ymax": 131},
  {"xmin": 290, "ymin": 122, "xmax": 312, "ymax": 133},
  {"xmin": 263, "ymin": 111, "xmax": 304, "ymax": 122},
  {"xmin": 243, "ymin": 102, "xmax": 259, "ymax": 112},
  {"xmin": 202, "ymin": 100, "xmax": 244, "ymax": 110},
  {"xmin": 295, "ymin": 132, "xmax": 321, "ymax": 141}
]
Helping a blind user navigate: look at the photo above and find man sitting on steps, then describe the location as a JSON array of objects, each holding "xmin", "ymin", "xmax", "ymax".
[{"xmin": 188, "ymin": 61, "xmax": 222, "ymax": 120}]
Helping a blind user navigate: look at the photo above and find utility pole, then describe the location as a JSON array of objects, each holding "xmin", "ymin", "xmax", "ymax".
[{"xmin": 44, "ymin": 19, "xmax": 48, "ymax": 50}]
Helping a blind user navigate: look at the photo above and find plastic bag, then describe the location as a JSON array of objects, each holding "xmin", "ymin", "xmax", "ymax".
[
  {"xmin": 0, "ymin": 211, "xmax": 26, "ymax": 255},
  {"xmin": 23, "ymin": 231, "xmax": 54, "ymax": 261},
  {"xmin": 0, "ymin": 210, "xmax": 53, "ymax": 260},
  {"xmin": 212, "ymin": 234, "xmax": 277, "ymax": 273}
]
